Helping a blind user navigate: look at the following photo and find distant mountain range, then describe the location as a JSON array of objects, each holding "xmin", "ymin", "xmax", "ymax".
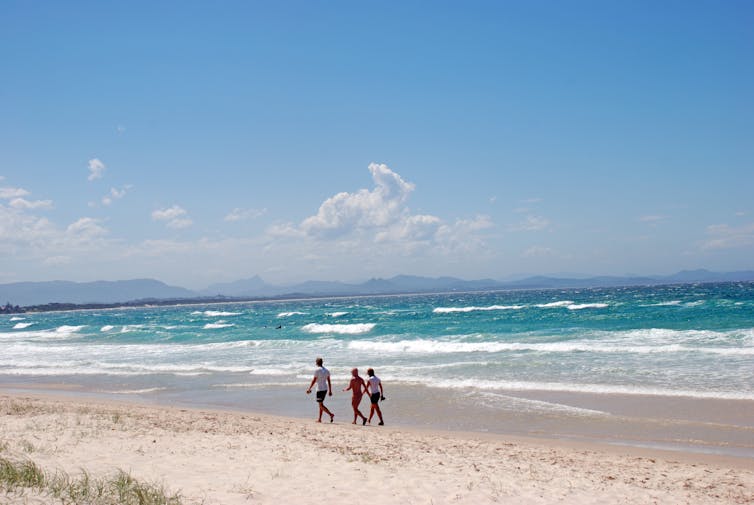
[
  {"xmin": 2, "ymin": 269, "xmax": 754, "ymax": 307},
  {"xmin": 0, "ymin": 279, "xmax": 195, "ymax": 307}
]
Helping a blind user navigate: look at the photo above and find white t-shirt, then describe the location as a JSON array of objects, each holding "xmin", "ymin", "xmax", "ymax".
[
  {"xmin": 314, "ymin": 366, "xmax": 330, "ymax": 392},
  {"xmin": 367, "ymin": 375, "xmax": 381, "ymax": 395}
]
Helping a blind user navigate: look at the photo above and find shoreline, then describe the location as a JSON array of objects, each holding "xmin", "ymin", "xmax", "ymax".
[
  {"xmin": 3, "ymin": 379, "xmax": 754, "ymax": 461},
  {"xmin": 1, "ymin": 391, "xmax": 753, "ymax": 504}
]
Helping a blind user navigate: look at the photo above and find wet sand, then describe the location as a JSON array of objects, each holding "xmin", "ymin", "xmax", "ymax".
[{"xmin": 2, "ymin": 377, "xmax": 754, "ymax": 459}]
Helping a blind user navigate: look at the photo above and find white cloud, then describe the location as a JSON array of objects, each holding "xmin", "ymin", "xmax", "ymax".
[
  {"xmin": 166, "ymin": 218, "xmax": 193, "ymax": 229},
  {"xmin": 152, "ymin": 205, "xmax": 186, "ymax": 221},
  {"xmin": 0, "ymin": 186, "xmax": 30, "ymax": 199},
  {"xmin": 375, "ymin": 214, "xmax": 442, "ymax": 242},
  {"xmin": 701, "ymin": 223, "xmax": 754, "ymax": 250},
  {"xmin": 300, "ymin": 163, "xmax": 415, "ymax": 238},
  {"xmin": 9, "ymin": 198, "xmax": 54, "ymax": 210},
  {"xmin": 509, "ymin": 215, "xmax": 550, "ymax": 232},
  {"xmin": 224, "ymin": 207, "xmax": 267, "ymax": 222},
  {"xmin": 101, "ymin": 186, "xmax": 130, "ymax": 206},
  {"xmin": 0, "ymin": 204, "xmax": 57, "ymax": 250},
  {"xmin": 152, "ymin": 205, "xmax": 193, "ymax": 229},
  {"xmin": 87, "ymin": 158, "xmax": 106, "ymax": 181},
  {"xmin": 67, "ymin": 217, "xmax": 108, "ymax": 238},
  {"xmin": 263, "ymin": 163, "xmax": 495, "ymax": 271}
]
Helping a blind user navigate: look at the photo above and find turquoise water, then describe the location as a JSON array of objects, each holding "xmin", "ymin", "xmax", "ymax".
[{"xmin": 2, "ymin": 283, "xmax": 753, "ymax": 403}]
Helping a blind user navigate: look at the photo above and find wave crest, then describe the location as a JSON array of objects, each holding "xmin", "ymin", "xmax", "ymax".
[{"xmin": 302, "ymin": 323, "xmax": 375, "ymax": 334}]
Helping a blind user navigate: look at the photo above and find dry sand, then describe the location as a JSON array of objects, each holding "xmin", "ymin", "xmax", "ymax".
[{"xmin": 1, "ymin": 393, "xmax": 752, "ymax": 504}]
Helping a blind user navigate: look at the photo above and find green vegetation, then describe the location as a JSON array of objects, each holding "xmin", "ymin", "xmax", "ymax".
[{"xmin": 0, "ymin": 456, "xmax": 183, "ymax": 505}]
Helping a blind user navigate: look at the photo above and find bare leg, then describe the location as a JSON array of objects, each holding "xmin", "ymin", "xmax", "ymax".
[
  {"xmin": 321, "ymin": 403, "xmax": 334, "ymax": 422},
  {"xmin": 374, "ymin": 404, "xmax": 384, "ymax": 425}
]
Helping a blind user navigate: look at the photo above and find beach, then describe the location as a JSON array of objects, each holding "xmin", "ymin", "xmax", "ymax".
[
  {"xmin": 1, "ymin": 392, "xmax": 753, "ymax": 505},
  {"xmin": 2, "ymin": 287, "xmax": 753, "ymax": 502}
]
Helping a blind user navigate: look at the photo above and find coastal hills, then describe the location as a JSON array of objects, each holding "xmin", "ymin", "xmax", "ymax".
[{"xmin": 2, "ymin": 269, "xmax": 754, "ymax": 309}]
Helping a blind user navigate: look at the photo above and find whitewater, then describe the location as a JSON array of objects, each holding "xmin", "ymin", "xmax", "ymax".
[{"xmin": 2, "ymin": 282, "xmax": 753, "ymax": 407}]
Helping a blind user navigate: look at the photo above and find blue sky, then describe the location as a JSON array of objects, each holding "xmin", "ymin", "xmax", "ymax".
[{"xmin": 1, "ymin": 1, "xmax": 753, "ymax": 288}]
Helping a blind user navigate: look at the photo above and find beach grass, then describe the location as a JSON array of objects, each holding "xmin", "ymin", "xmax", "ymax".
[{"xmin": 0, "ymin": 456, "xmax": 184, "ymax": 505}]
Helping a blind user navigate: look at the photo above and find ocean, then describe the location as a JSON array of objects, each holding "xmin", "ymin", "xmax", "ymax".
[{"xmin": 2, "ymin": 282, "xmax": 753, "ymax": 454}]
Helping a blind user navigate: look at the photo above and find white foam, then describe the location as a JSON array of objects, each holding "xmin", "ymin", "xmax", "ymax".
[
  {"xmin": 433, "ymin": 305, "xmax": 525, "ymax": 313},
  {"xmin": 277, "ymin": 311, "xmax": 307, "ymax": 318},
  {"xmin": 644, "ymin": 300, "xmax": 682, "ymax": 307},
  {"xmin": 535, "ymin": 301, "xmax": 575, "ymax": 308},
  {"xmin": 56, "ymin": 325, "xmax": 86, "ymax": 333},
  {"xmin": 119, "ymin": 325, "xmax": 143, "ymax": 333},
  {"xmin": 328, "ymin": 312, "xmax": 348, "ymax": 318},
  {"xmin": 102, "ymin": 387, "xmax": 167, "ymax": 395},
  {"xmin": 473, "ymin": 391, "xmax": 610, "ymax": 417},
  {"xmin": 567, "ymin": 303, "xmax": 608, "ymax": 310},
  {"xmin": 13, "ymin": 322, "xmax": 34, "ymax": 329},
  {"xmin": 249, "ymin": 366, "xmax": 298, "ymax": 376},
  {"xmin": 417, "ymin": 378, "xmax": 754, "ymax": 401},
  {"xmin": 10, "ymin": 316, "xmax": 25, "ymax": 321},
  {"xmin": 302, "ymin": 323, "xmax": 375, "ymax": 334},
  {"xmin": 348, "ymin": 339, "xmax": 754, "ymax": 356},
  {"xmin": 100, "ymin": 325, "xmax": 115, "ymax": 332},
  {"xmin": 203, "ymin": 321, "xmax": 235, "ymax": 329}
]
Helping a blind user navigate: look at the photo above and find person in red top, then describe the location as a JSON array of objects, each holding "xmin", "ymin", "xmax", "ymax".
[{"xmin": 343, "ymin": 367, "xmax": 368, "ymax": 425}]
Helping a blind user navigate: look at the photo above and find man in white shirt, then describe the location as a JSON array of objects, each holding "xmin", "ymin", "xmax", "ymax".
[
  {"xmin": 366, "ymin": 368, "xmax": 384, "ymax": 425},
  {"xmin": 306, "ymin": 357, "xmax": 334, "ymax": 423}
]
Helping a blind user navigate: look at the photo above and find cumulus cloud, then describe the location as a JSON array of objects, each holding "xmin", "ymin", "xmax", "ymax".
[
  {"xmin": 701, "ymin": 223, "xmax": 754, "ymax": 250},
  {"xmin": 101, "ymin": 186, "xmax": 130, "ymax": 206},
  {"xmin": 67, "ymin": 217, "xmax": 108, "ymax": 238},
  {"xmin": 267, "ymin": 163, "xmax": 494, "ymax": 263},
  {"xmin": 1, "ymin": 182, "xmax": 53, "ymax": 211},
  {"xmin": 152, "ymin": 205, "xmax": 193, "ymax": 229},
  {"xmin": 0, "ymin": 186, "xmax": 30, "ymax": 199},
  {"xmin": 224, "ymin": 207, "xmax": 267, "ymax": 222},
  {"xmin": 87, "ymin": 158, "xmax": 106, "ymax": 181},
  {"xmin": 10, "ymin": 198, "xmax": 54, "ymax": 210},
  {"xmin": 300, "ymin": 163, "xmax": 415, "ymax": 238}
]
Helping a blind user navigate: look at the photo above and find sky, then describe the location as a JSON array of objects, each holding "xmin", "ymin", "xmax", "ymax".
[{"xmin": 1, "ymin": 1, "xmax": 753, "ymax": 289}]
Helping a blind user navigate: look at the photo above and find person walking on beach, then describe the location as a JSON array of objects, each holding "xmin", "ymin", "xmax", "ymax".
[
  {"xmin": 343, "ymin": 367, "xmax": 368, "ymax": 425},
  {"xmin": 306, "ymin": 357, "xmax": 334, "ymax": 423},
  {"xmin": 366, "ymin": 368, "xmax": 384, "ymax": 425}
]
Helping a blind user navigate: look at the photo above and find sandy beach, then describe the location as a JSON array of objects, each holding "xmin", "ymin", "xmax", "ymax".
[{"xmin": 1, "ymin": 393, "xmax": 752, "ymax": 504}]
